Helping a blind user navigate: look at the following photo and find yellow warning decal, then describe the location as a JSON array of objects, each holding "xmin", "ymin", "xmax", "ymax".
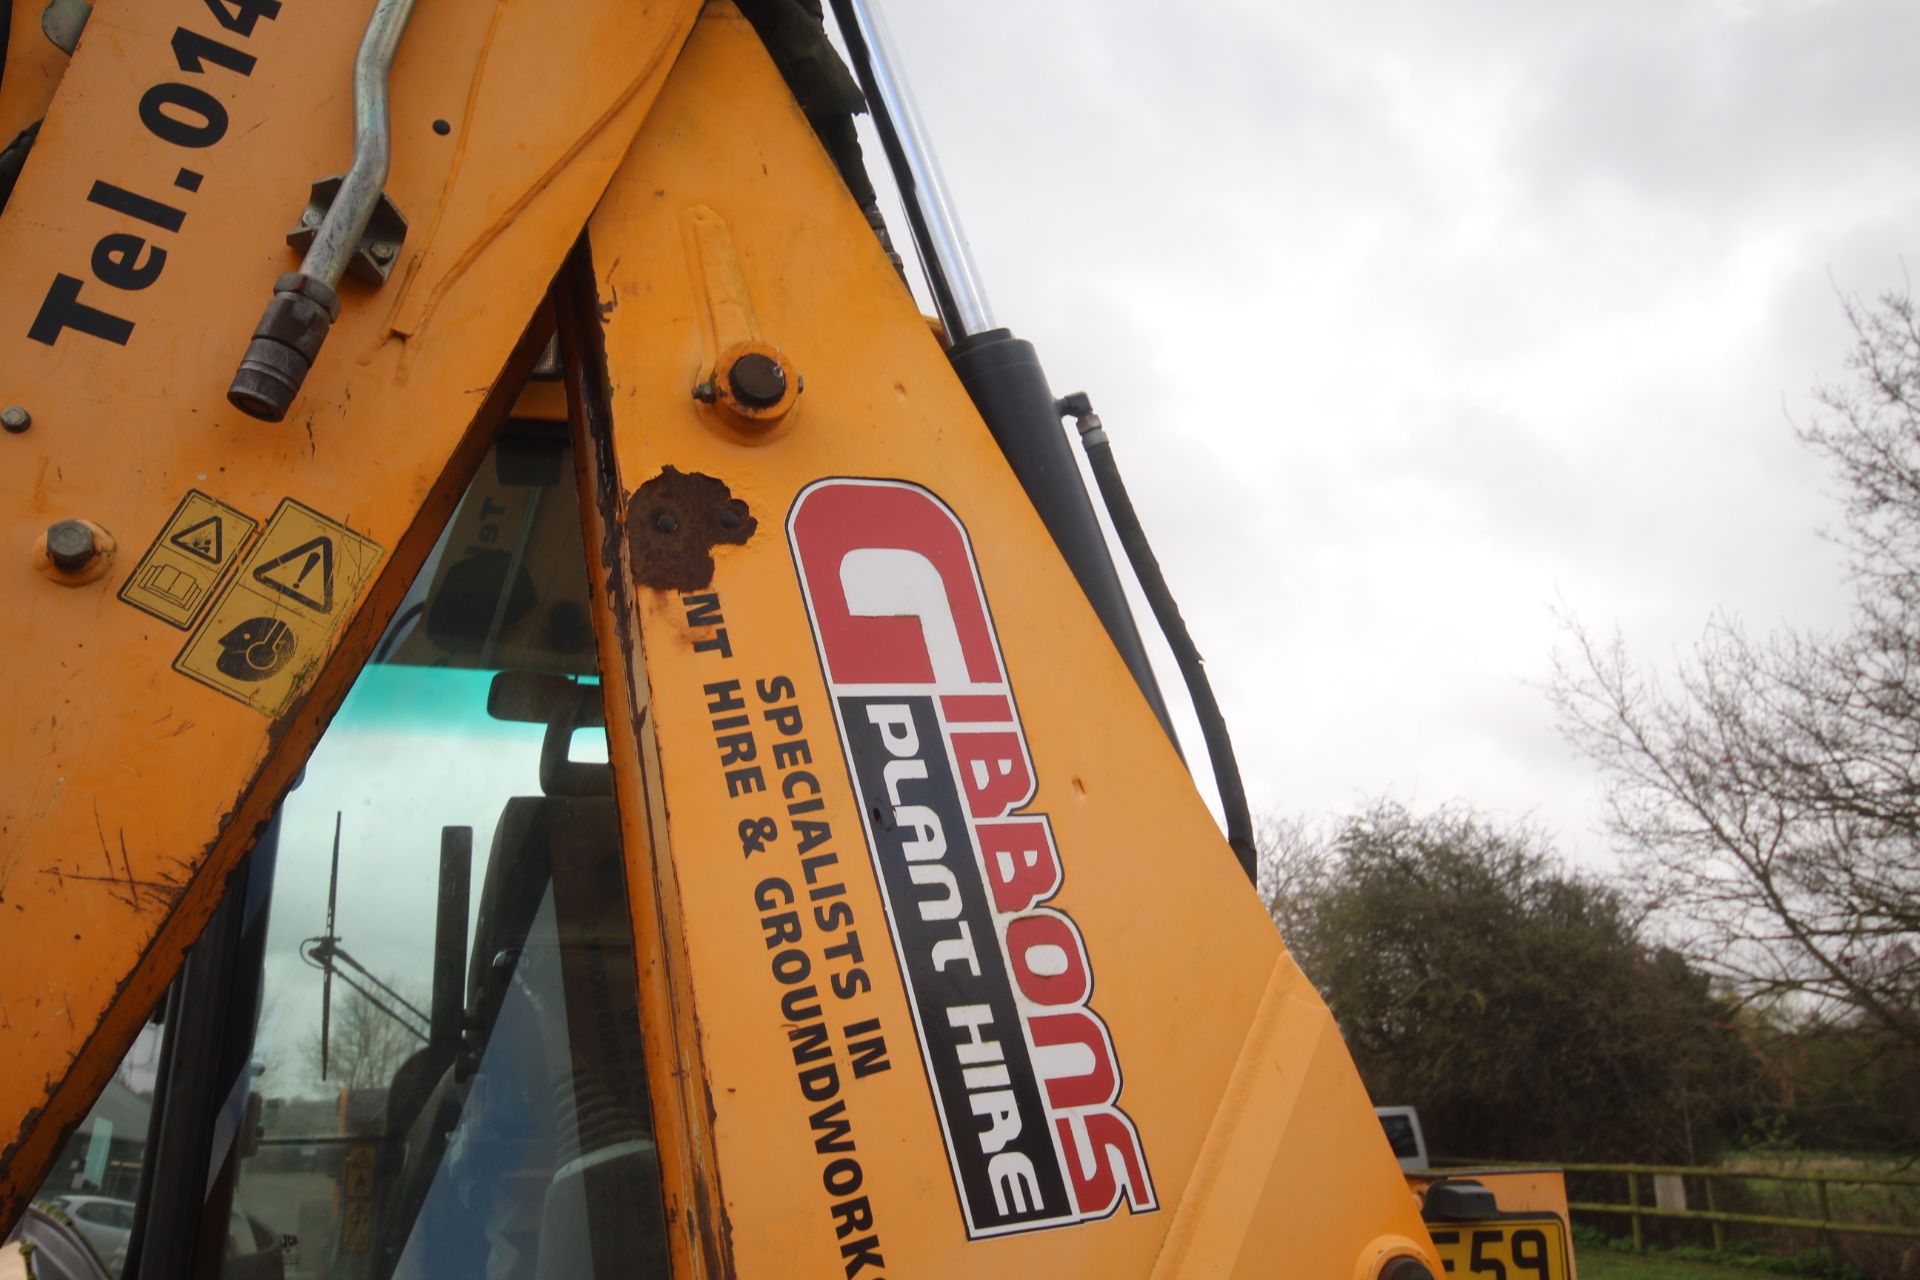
[
  {"xmin": 344, "ymin": 1145, "xmax": 375, "ymax": 1198},
  {"xmin": 118, "ymin": 490, "xmax": 259, "ymax": 629},
  {"xmin": 173, "ymin": 499, "xmax": 383, "ymax": 716}
]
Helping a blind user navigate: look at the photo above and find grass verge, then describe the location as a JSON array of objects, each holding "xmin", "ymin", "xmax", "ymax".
[{"xmin": 1580, "ymin": 1253, "xmax": 1788, "ymax": 1280}]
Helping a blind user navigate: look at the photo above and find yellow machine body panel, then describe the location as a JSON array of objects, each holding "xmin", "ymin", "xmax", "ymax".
[
  {"xmin": 0, "ymin": 0, "xmax": 67, "ymax": 141},
  {"xmin": 0, "ymin": 0, "xmax": 702, "ymax": 1219},
  {"xmin": 563, "ymin": 9, "xmax": 1437, "ymax": 1275},
  {"xmin": 1410, "ymin": 1171, "xmax": 1581, "ymax": 1280},
  {"xmin": 0, "ymin": 1, "xmax": 1517, "ymax": 1275}
]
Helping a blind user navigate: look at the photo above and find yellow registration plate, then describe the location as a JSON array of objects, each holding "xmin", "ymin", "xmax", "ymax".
[{"xmin": 1429, "ymin": 1217, "xmax": 1572, "ymax": 1279}]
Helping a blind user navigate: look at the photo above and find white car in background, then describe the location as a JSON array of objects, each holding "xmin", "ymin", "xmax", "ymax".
[
  {"xmin": 50, "ymin": 1196, "xmax": 134, "ymax": 1271},
  {"xmin": 1374, "ymin": 1106, "xmax": 1430, "ymax": 1171}
]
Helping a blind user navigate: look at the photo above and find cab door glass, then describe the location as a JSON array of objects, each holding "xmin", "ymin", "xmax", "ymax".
[
  {"xmin": 197, "ymin": 424, "xmax": 668, "ymax": 1278},
  {"xmin": 19, "ymin": 1015, "xmax": 161, "ymax": 1276}
]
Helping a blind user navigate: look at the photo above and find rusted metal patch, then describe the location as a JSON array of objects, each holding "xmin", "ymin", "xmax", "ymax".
[{"xmin": 627, "ymin": 467, "xmax": 755, "ymax": 591}]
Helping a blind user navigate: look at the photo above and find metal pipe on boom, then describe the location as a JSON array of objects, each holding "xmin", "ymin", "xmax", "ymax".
[
  {"xmin": 226, "ymin": 0, "xmax": 418, "ymax": 421},
  {"xmin": 298, "ymin": 0, "xmax": 415, "ymax": 289}
]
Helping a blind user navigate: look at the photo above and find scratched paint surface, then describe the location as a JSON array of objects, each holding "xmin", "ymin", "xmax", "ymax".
[{"xmin": 0, "ymin": 0, "xmax": 704, "ymax": 1226}]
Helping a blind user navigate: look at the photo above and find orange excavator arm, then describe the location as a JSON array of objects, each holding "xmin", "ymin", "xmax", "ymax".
[{"xmin": 1, "ymin": 2, "xmax": 1566, "ymax": 1276}]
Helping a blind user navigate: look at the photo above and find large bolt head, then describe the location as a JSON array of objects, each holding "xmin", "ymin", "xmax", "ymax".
[
  {"xmin": 1, "ymin": 405, "xmax": 29, "ymax": 433},
  {"xmin": 727, "ymin": 352, "xmax": 788, "ymax": 408},
  {"xmin": 46, "ymin": 519, "xmax": 97, "ymax": 571}
]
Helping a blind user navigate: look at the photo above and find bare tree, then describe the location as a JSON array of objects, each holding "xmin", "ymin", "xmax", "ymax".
[
  {"xmin": 301, "ymin": 985, "xmax": 422, "ymax": 1094},
  {"xmin": 1257, "ymin": 811, "xmax": 1332, "ymax": 945},
  {"xmin": 1555, "ymin": 289, "xmax": 1920, "ymax": 1053}
]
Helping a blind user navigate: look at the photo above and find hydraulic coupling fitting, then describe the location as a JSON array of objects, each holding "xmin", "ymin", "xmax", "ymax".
[{"xmin": 228, "ymin": 274, "xmax": 341, "ymax": 422}]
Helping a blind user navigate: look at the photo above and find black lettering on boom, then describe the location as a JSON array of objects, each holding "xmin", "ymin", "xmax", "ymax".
[
  {"xmin": 139, "ymin": 81, "xmax": 229, "ymax": 147},
  {"xmin": 86, "ymin": 181, "xmax": 187, "ymax": 232},
  {"xmin": 24, "ymin": 0, "xmax": 280, "ymax": 345},
  {"xmin": 29, "ymin": 275, "xmax": 135, "ymax": 347}
]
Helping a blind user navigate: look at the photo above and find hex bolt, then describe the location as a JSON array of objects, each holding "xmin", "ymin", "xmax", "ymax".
[
  {"xmin": 370, "ymin": 242, "xmax": 397, "ymax": 264},
  {"xmin": 1, "ymin": 405, "xmax": 29, "ymax": 433},
  {"xmin": 46, "ymin": 520, "xmax": 98, "ymax": 571},
  {"xmin": 727, "ymin": 352, "xmax": 788, "ymax": 409},
  {"xmin": 654, "ymin": 512, "xmax": 679, "ymax": 534}
]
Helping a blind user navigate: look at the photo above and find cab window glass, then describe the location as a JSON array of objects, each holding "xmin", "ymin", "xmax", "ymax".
[
  {"xmin": 17, "ymin": 1015, "xmax": 160, "ymax": 1276},
  {"xmin": 194, "ymin": 425, "xmax": 670, "ymax": 1278}
]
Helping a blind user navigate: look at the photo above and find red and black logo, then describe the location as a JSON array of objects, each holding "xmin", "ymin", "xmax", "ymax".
[{"xmin": 790, "ymin": 478, "xmax": 1155, "ymax": 1238}]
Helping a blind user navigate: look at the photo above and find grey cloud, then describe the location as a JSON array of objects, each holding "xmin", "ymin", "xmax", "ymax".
[
  {"xmin": 1511, "ymin": 0, "xmax": 1920, "ymax": 223},
  {"xmin": 869, "ymin": 2, "xmax": 1909, "ymax": 861}
]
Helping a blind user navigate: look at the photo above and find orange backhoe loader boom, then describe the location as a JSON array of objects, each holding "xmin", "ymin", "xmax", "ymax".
[{"xmin": 0, "ymin": 1, "xmax": 1573, "ymax": 1275}]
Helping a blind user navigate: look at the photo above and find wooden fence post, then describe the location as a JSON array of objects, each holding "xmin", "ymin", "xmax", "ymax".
[
  {"xmin": 1505, "ymin": 1159, "xmax": 1920, "ymax": 1261},
  {"xmin": 1704, "ymin": 1175, "xmax": 1725, "ymax": 1252},
  {"xmin": 1817, "ymin": 1179, "xmax": 1838, "ymax": 1266}
]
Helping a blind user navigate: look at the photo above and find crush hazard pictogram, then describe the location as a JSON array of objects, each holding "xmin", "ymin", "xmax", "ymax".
[
  {"xmin": 169, "ymin": 515, "xmax": 225, "ymax": 564},
  {"xmin": 119, "ymin": 491, "xmax": 258, "ymax": 629},
  {"xmin": 252, "ymin": 535, "xmax": 335, "ymax": 612}
]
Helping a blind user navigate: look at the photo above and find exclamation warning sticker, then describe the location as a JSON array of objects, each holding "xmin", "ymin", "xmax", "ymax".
[{"xmin": 174, "ymin": 499, "xmax": 382, "ymax": 716}]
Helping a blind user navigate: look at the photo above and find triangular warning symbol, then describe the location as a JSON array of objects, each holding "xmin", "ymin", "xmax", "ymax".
[
  {"xmin": 170, "ymin": 515, "xmax": 224, "ymax": 564},
  {"xmin": 252, "ymin": 536, "xmax": 335, "ymax": 612}
]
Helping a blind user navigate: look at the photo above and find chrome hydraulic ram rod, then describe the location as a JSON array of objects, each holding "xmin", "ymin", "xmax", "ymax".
[
  {"xmin": 828, "ymin": 0, "xmax": 994, "ymax": 342},
  {"xmin": 827, "ymin": 0, "xmax": 1183, "ymax": 749}
]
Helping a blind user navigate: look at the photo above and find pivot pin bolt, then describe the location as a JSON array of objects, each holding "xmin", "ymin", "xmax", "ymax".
[
  {"xmin": 727, "ymin": 352, "xmax": 787, "ymax": 409},
  {"xmin": 1, "ymin": 405, "xmax": 29, "ymax": 433},
  {"xmin": 46, "ymin": 520, "xmax": 98, "ymax": 571}
]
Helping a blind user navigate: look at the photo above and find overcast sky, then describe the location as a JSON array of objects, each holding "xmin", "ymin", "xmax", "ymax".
[{"xmin": 864, "ymin": 0, "xmax": 1920, "ymax": 868}]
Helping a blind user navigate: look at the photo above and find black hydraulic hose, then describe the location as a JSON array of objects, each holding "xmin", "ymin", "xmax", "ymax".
[
  {"xmin": 371, "ymin": 598, "xmax": 426, "ymax": 662},
  {"xmin": 823, "ymin": 0, "xmax": 970, "ymax": 340},
  {"xmin": 0, "ymin": 0, "xmax": 31, "ymax": 219},
  {"xmin": 1065, "ymin": 398, "xmax": 1259, "ymax": 883},
  {"xmin": 0, "ymin": 0, "xmax": 12, "ymax": 98},
  {"xmin": 0, "ymin": 119, "xmax": 37, "ymax": 214}
]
